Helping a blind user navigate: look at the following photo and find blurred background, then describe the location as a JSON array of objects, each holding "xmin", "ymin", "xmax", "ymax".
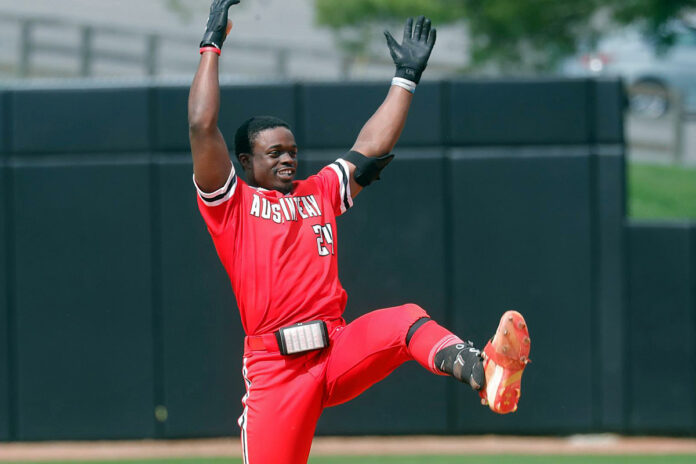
[
  {"xmin": 2, "ymin": 0, "xmax": 696, "ymax": 172},
  {"xmin": 0, "ymin": 0, "xmax": 694, "ymax": 453},
  {"xmin": 0, "ymin": 0, "xmax": 469, "ymax": 81}
]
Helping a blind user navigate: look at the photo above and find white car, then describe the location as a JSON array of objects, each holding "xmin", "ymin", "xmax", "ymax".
[{"xmin": 561, "ymin": 23, "xmax": 696, "ymax": 117}]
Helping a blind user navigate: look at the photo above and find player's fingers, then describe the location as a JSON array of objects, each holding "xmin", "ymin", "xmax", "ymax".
[
  {"xmin": 421, "ymin": 17, "xmax": 431, "ymax": 43},
  {"xmin": 402, "ymin": 17, "xmax": 413, "ymax": 42},
  {"xmin": 222, "ymin": 0, "xmax": 240, "ymax": 8},
  {"xmin": 413, "ymin": 15, "xmax": 425, "ymax": 40},
  {"xmin": 427, "ymin": 28, "xmax": 437, "ymax": 48},
  {"xmin": 384, "ymin": 30, "xmax": 399, "ymax": 51}
]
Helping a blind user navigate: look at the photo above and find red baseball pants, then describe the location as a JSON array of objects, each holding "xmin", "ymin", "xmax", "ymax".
[{"xmin": 238, "ymin": 303, "xmax": 461, "ymax": 464}]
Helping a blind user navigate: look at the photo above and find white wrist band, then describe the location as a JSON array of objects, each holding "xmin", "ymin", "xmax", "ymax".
[{"xmin": 391, "ymin": 77, "xmax": 417, "ymax": 94}]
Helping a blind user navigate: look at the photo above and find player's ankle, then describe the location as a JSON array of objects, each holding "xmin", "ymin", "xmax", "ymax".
[{"xmin": 434, "ymin": 342, "xmax": 485, "ymax": 390}]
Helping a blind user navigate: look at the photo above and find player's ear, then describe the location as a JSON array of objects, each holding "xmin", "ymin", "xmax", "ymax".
[{"xmin": 238, "ymin": 153, "xmax": 252, "ymax": 171}]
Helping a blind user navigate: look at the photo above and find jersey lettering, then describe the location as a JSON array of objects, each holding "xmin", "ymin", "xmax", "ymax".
[
  {"xmin": 271, "ymin": 204, "xmax": 282, "ymax": 223},
  {"xmin": 294, "ymin": 197, "xmax": 308, "ymax": 219},
  {"xmin": 250, "ymin": 194, "xmax": 260, "ymax": 217},
  {"xmin": 302, "ymin": 197, "xmax": 317, "ymax": 217},
  {"xmin": 284, "ymin": 197, "xmax": 298, "ymax": 221},
  {"xmin": 279, "ymin": 197, "xmax": 290, "ymax": 221},
  {"xmin": 304, "ymin": 195, "xmax": 322, "ymax": 216},
  {"xmin": 261, "ymin": 198, "xmax": 272, "ymax": 219},
  {"xmin": 249, "ymin": 193, "xmax": 322, "ymax": 223}
]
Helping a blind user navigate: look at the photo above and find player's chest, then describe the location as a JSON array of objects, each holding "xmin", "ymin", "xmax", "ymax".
[{"xmin": 242, "ymin": 192, "xmax": 336, "ymax": 257}]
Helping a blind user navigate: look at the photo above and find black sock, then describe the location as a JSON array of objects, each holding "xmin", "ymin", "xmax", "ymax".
[{"xmin": 434, "ymin": 341, "xmax": 485, "ymax": 390}]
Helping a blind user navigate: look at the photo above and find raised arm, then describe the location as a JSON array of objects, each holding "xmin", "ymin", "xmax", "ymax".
[
  {"xmin": 347, "ymin": 16, "xmax": 436, "ymax": 197},
  {"xmin": 188, "ymin": 0, "xmax": 239, "ymax": 193}
]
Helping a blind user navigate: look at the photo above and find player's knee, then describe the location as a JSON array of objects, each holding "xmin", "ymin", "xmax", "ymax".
[
  {"xmin": 400, "ymin": 303, "xmax": 429, "ymax": 320},
  {"xmin": 371, "ymin": 303, "xmax": 430, "ymax": 346},
  {"xmin": 397, "ymin": 303, "xmax": 429, "ymax": 331},
  {"xmin": 399, "ymin": 304, "xmax": 431, "ymax": 347}
]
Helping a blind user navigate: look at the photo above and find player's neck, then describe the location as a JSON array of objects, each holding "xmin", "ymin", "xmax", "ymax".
[{"xmin": 248, "ymin": 179, "xmax": 294, "ymax": 195}]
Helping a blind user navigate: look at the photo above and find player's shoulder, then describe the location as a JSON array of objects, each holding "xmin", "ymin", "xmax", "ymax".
[
  {"xmin": 307, "ymin": 162, "xmax": 346, "ymax": 182},
  {"xmin": 291, "ymin": 176, "xmax": 321, "ymax": 196}
]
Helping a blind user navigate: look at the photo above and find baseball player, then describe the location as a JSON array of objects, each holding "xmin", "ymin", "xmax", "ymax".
[{"xmin": 188, "ymin": 1, "xmax": 531, "ymax": 463}]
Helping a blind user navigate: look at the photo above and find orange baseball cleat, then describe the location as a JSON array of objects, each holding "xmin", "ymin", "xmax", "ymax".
[{"xmin": 479, "ymin": 310, "xmax": 531, "ymax": 414}]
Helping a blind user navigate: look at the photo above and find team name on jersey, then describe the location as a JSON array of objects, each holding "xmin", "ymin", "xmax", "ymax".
[{"xmin": 249, "ymin": 194, "xmax": 323, "ymax": 224}]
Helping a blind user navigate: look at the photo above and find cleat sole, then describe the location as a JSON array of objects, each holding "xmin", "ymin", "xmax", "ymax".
[{"xmin": 479, "ymin": 310, "xmax": 531, "ymax": 414}]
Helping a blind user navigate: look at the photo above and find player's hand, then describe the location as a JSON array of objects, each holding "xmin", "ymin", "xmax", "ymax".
[
  {"xmin": 199, "ymin": 0, "xmax": 241, "ymax": 51},
  {"xmin": 384, "ymin": 16, "xmax": 436, "ymax": 84}
]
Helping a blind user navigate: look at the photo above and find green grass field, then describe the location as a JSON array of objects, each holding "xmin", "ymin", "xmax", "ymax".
[
  {"xmin": 4, "ymin": 457, "xmax": 696, "ymax": 464},
  {"xmin": 628, "ymin": 161, "xmax": 696, "ymax": 219}
]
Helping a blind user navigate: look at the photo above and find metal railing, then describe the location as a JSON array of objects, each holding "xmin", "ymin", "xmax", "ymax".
[
  {"xmin": 626, "ymin": 86, "xmax": 691, "ymax": 165},
  {"xmin": 0, "ymin": 12, "xmax": 353, "ymax": 79},
  {"xmin": 0, "ymin": 12, "xmax": 462, "ymax": 82}
]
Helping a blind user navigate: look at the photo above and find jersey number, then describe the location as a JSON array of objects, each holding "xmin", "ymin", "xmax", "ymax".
[{"xmin": 312, "ymin": 224, "xmax": 334, "ymax": 256}]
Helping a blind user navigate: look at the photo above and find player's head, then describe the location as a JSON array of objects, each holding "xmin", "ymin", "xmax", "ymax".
[{"xmin": 235, "ymin": 116, "xmax": 297, "ymax": 194}]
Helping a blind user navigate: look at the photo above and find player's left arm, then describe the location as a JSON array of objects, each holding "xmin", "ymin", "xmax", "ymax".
[{"xmin": 347, "ymin": 16, "xmax": 436, "ymax": 198}]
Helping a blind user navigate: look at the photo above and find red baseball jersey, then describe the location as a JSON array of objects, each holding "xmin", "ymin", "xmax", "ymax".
[{"xmin": 195, "ymin": 159, "xmax": 353, "ymax": 335}]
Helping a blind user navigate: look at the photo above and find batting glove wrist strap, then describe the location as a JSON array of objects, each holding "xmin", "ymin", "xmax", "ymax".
[
  {"xmin": 384, "ymin": 16, "xmax": 436, "ymax": 85},
  {"xmin": 199, "ymin": 0, "xmax": 240, "ymax": 50},
  {"xmin": 391, "ymin": 77, "xmax": 416, "ymax": 94},
  {"xmin": 200, "ymin": 46, "xmax": 222, "ymax": 55}
]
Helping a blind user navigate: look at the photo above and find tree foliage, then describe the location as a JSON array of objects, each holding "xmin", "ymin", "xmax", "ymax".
[{"xmin": 314, "ymin": 0, "xmax": 696, "ymax": 72}]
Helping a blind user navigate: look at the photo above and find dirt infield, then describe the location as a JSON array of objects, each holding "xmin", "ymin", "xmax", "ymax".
[{"xmin": 0, "ymin": 436, "xmax": 695, "ymax": 461}]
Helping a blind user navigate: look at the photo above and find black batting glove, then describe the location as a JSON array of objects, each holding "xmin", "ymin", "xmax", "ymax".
[
  {"xmin": 384, "ymin": 16, "xmax": 437, "ymax": 84},
  {"xmin": 200, "ymin": 0, "xmax": 240, "ymax": 51}
]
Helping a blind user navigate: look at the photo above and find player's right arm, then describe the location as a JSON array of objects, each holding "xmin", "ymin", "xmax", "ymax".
[
  {"xmin": 314, "ymin": 17, "xmax": 436, "ymax": 216},
  {"xmin": 188, "ymin": 0, "xmax": 239, "ymax": 193},
  {"xmin": 345, "ymin": 16, "xmax": 436, "ymax": 199}
]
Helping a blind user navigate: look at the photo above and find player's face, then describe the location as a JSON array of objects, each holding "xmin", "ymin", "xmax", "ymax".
[{"xmin": 246, "ymin": 126, "xmax": 298, "ymax": 194}]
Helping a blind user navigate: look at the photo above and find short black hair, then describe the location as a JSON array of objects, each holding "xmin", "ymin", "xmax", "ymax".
[{"xmin": 234, "ymin": 116, "xmax": 291, "ymax": 159}]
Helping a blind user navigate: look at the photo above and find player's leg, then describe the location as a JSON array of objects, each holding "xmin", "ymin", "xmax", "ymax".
[
  {"xmin": 323, "ymin": 303, "xmax": 483, "ymax": 407},
  {"xmin": 407, "ymin": 316, "xmax": 485, "ymax": 388},
  {"xmin": 239, "ymin": 351, "xmax": 324, "ymax": 464},
  {"xmin": 409, "ymin": 309, "xmax": 533, "ymax": 414}
]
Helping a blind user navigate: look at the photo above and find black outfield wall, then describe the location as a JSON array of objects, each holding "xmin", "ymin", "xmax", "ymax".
[
  {"xmin": 0, "ymin": 131, "xmax": 10, "ymax": 441},
  {"xmin": 0, "ymin": 78, "xmax": 682, "ymax": 440},
  {"xmin": 626, "ymin": 222, "xmax": 696, "ymax": 433}
]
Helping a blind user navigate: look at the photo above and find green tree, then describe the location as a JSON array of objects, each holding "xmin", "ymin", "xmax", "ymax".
[
  {"xmin": 612, "ymin": 0, "xmax": 696, "ymax": 49},
  {"xmin": 314, "ymin": 0, "xmax": 696, "ymax": 72}
]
